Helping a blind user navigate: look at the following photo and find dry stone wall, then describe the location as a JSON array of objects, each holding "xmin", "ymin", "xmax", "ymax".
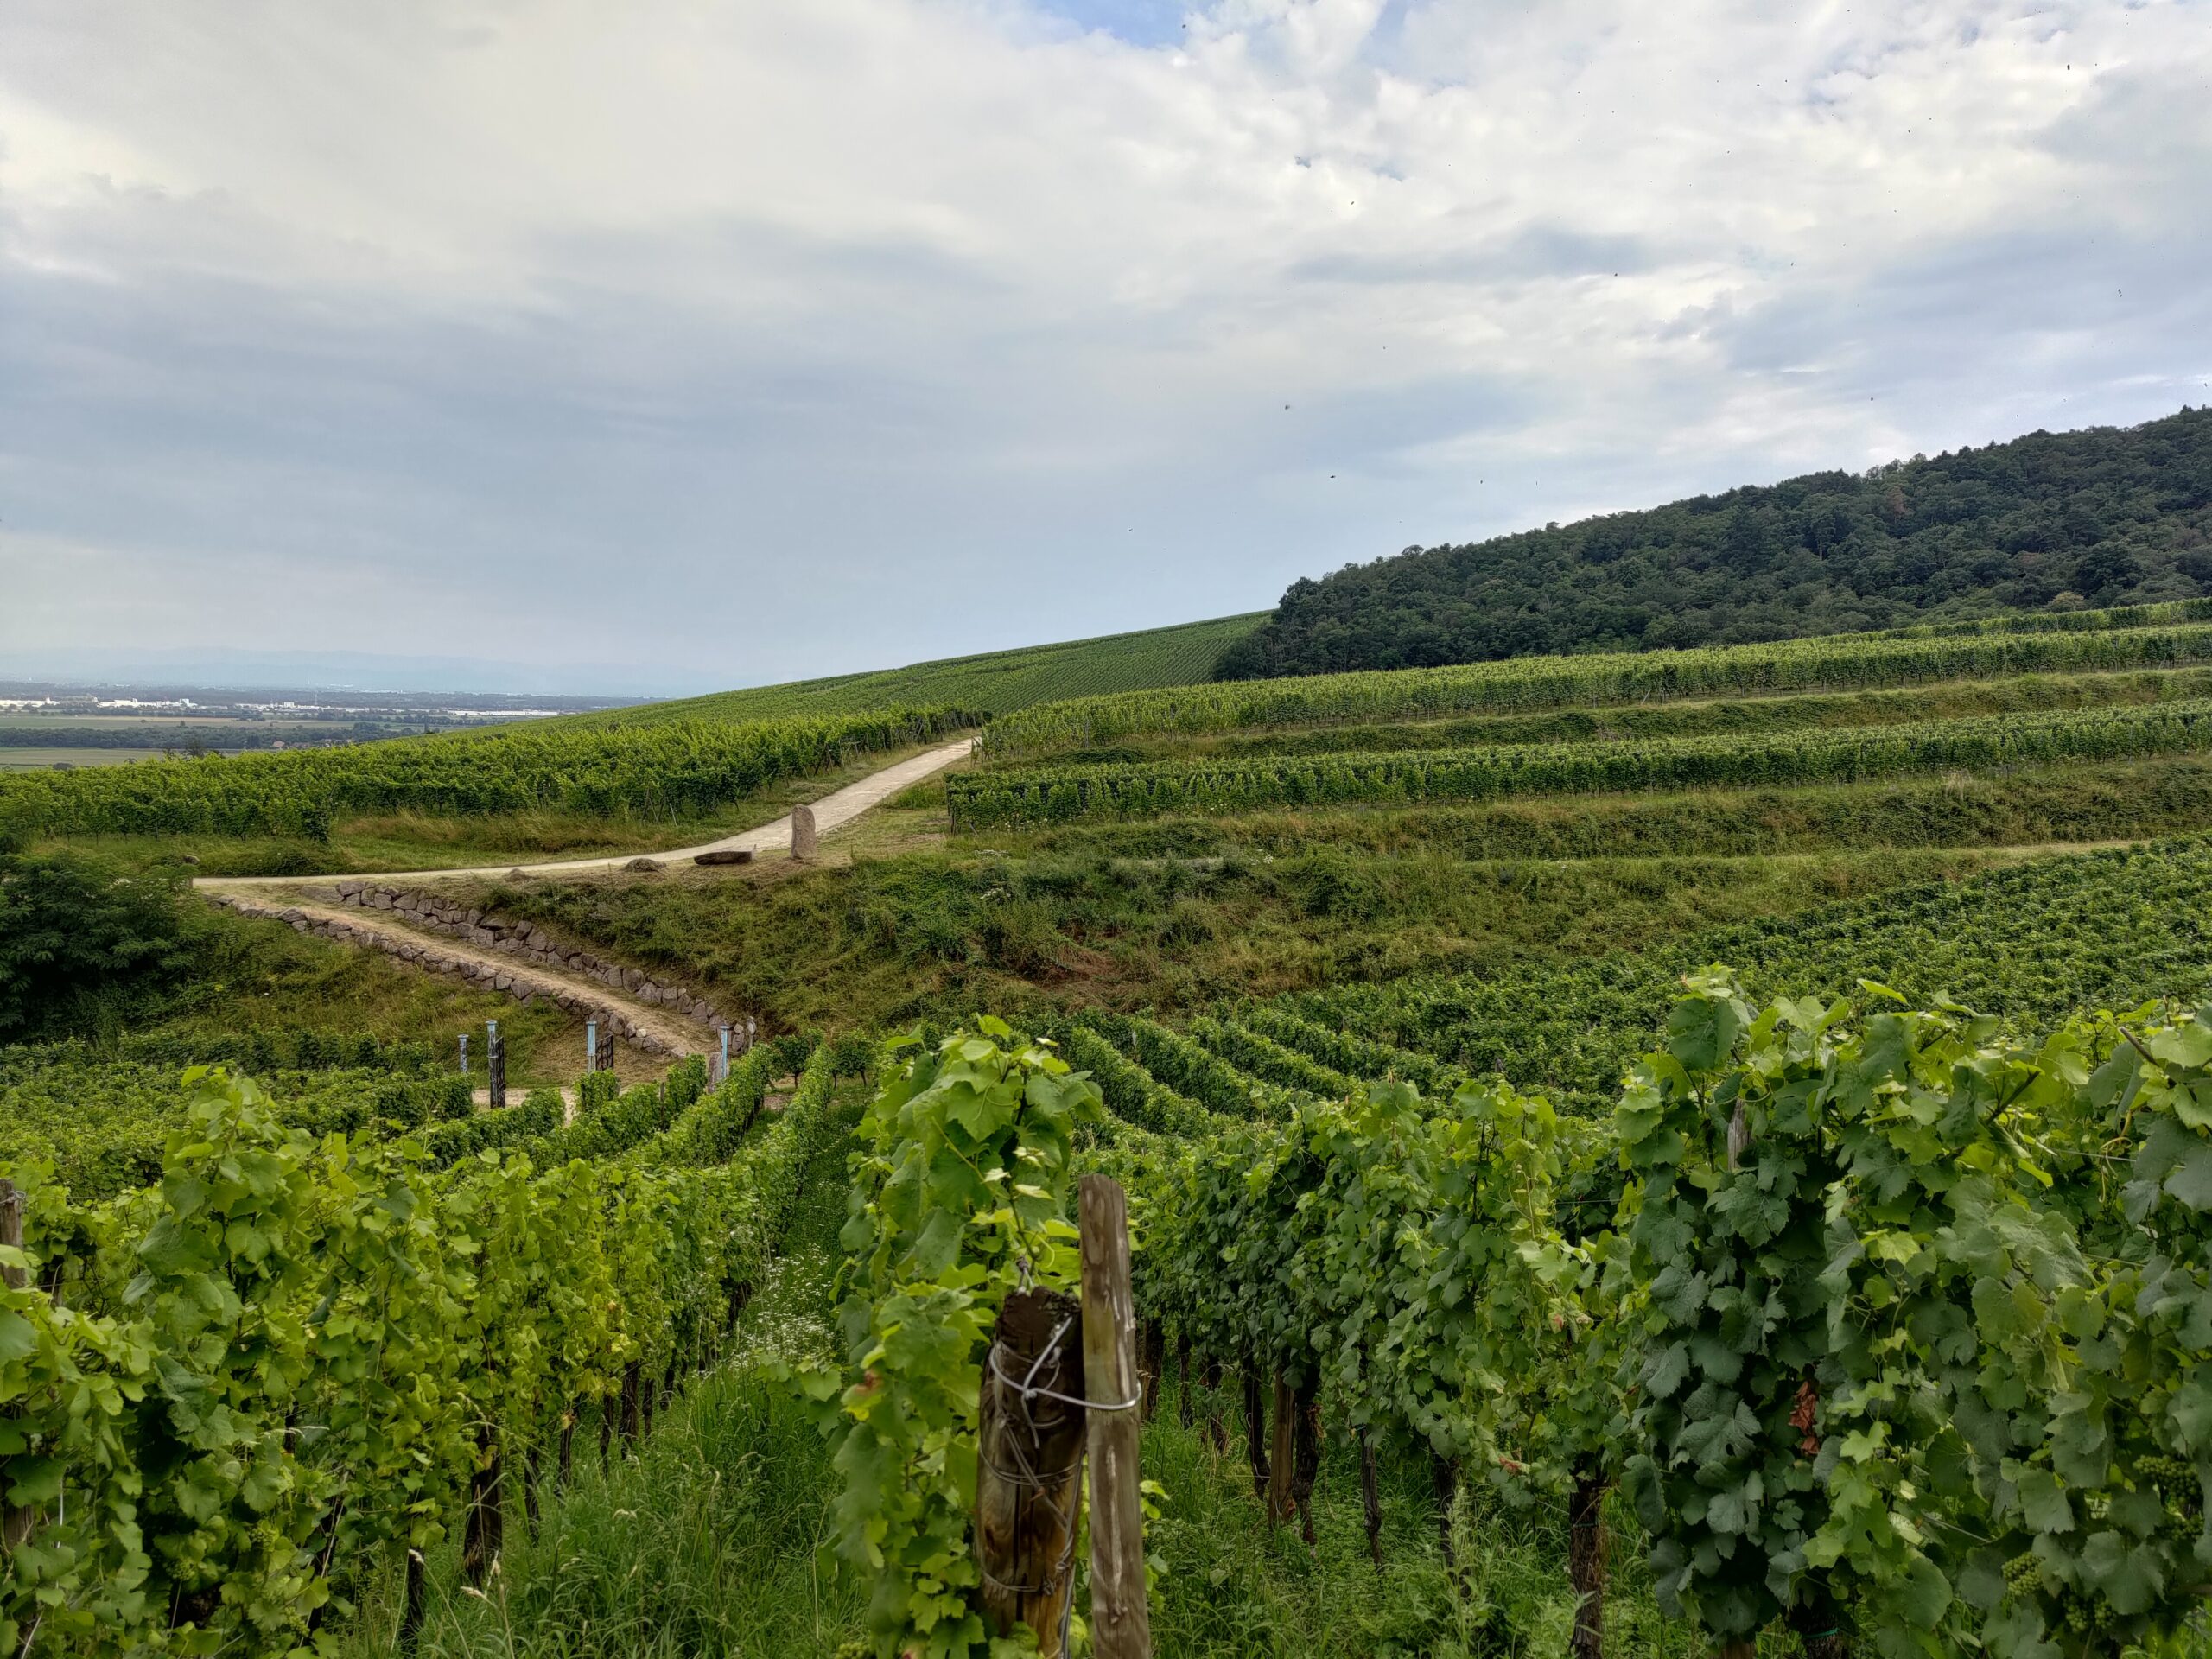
[
  {"xmin": 206, "ymin": 898, "xmax": 716, "ymax": 1065},
  {"xmin": 327, "ymin": 882, "xmax": 732, "ymax": 1030}
]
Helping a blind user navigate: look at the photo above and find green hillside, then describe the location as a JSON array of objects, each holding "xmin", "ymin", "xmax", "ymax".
[
  {"xmin": 606, "ymin": 611, "xmax": 1268, "ymax": 723},
  {"xmin": 1222, "ymin": 404, "xmax": 2212, "ymax": 677}
]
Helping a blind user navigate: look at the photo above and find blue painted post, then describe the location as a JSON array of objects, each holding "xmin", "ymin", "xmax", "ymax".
[
  {"xmin": 460, "ymin": 1033, "xmax": 469, "ymax": 1075},
  {"xmin": 716, "ymin": 1025, "xmax": 731, "ymax": 1086},
  {"xmin": 587, "ymin": 1020, "xmax": 599, "ymax": 1075}
]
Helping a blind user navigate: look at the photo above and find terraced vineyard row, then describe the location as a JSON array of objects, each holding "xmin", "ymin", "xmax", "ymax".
[
  {"xmin": 950, "ymin": 696, "xmax": 2212, "ymax": 827},
  {"xmin": 1031, "ymin": 835, "xmax": 2212, "ymax": 1121},
  {"xmin": 979, "ymin": 603, "xmax": 2212, "ymax": 760},
  {"xmin": 0, "ymin": 705, "xmax": 976, "ymax": 839}
]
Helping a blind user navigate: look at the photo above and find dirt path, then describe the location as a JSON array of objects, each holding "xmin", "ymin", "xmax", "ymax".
[
  {"xmin": 195, "ymin": 737, "xmax": 975, "ymax": 891},
  {"xmin": 209, "ymin": 893, "xmax": 708, "ymax": 1056}
]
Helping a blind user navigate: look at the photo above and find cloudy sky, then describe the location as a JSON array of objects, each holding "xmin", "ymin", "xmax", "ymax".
[{"xmin": 3, "ymin": 0, "xmax": 2209, "ymax": 693}]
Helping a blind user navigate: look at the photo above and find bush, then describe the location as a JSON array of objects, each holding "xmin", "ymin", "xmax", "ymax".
[{"xmin": 0, "ymin": 851, "xmax": 199, "ymax": 1038}]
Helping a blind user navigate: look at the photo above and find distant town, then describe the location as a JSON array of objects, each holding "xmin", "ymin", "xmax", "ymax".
[{"xmin": 0, "ymin": 681, "xmax": 640, "ymax": 770}]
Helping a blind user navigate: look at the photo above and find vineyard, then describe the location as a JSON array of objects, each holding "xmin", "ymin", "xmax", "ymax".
[
  {"xmin": 22, "ymin": 584, "xmax": 2212, "ymax": 1656},
  {"xmin": 0, "ymin": 706, "xmax": 975, "ymax": 841},
  {"xmin": 0, "ymin": 1034, "xmax": 848, "ymax": 1654},
  {"xmin": 981, "ymin": 604, "xmax": 2212, "ymax": 760},
  {"xmin": 812, "ymin": 952, "xmax": 2212, "ymax": 1659},
  {"xmin": 950, "ymin": 696, "xmax": 2212, "ymax": 827},
  {"xmin": 588, "ymin": 613, "xmax": 1268, "ymax": 724}
]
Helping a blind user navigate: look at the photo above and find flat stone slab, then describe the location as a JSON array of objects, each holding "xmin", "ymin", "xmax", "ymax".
[{"xmin": 694, "ymin": 848, "xmax": 755, "ymax": 866}]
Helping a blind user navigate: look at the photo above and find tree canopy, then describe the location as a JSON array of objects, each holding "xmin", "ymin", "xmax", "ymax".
[{"xmin": 1218, "ymin": 407, "xmax": 2212, "ymax": 679}]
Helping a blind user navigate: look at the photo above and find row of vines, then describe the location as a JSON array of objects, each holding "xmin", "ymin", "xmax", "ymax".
[
  {"xmin": 820, "ymin": 957, "xmax": 2212, "ymax": 1658},
  {"xmin": 1105, "ymin": 978, "xmax": 2212, "ymax": 1659},
  {"xmin": 0, "ymin": 1037, "xmax": 841, "ymax": 1654},
  {"xmin": 980, "ymin": 606, "xmax": 2212, "ymax": 760},
  {"xmin": 0, "ymin": 706, "xmax": 977, "ymax": 840},
  {"xmin": 1290, "ymin": 835, "xmax": 2212, "ymax": 1113},
  {"xmin": 950, "ymin": 696, "xmax": 2212, "ymax": 827}
]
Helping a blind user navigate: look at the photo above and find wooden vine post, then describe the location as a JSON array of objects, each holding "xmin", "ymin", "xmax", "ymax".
[
  {"xmin": 1268, "ymin": 1372, "xmax": 1295, "ymax": 1525},
  {"xmin": 486, "ymin": 1020, "xmax": 505, "ymax": 1110},
  {"xmin": 976, "ymin": 1287, "xmax": 1087, "ymax": 1656},
  {"xmin": 2, "ymin": 1177, "xmax": 33, "ymax": 1557},
  {"xmin": 1078, "ymin": 1173, "xmax": 1152, "ymax": 1659}
]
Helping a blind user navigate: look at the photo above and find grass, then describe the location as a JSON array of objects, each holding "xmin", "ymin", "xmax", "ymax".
[
  {"xmin": 435, "ymin": 839, "xmax": 2022, "ymax": 1033},
  {"xmin": 359, "ymin": 748, "xmax": 2212, "ymax": 1037},
  {"xmin": 590, "ymin": 613, "xmax": 1268, "ymax": 725}
]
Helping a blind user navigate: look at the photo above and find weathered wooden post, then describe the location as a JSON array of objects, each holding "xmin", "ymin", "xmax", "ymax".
[
  {"xmin": 1292, "ymin": 1381, "xmax": 1320, "ymax": 1545},
  {"xmin": 400, "ymin": 1548, "xmax": 428, "ymax": 1649},
  {"xmin": 1242, "ymin": 1362, "xmax": 1270, "ymax": 1501},
  {"xmin": 1079, "ymin": 1173, "xmax": 1151, "ymax": 1659},
  {"xmin": 461, "ymin": 1426, "xmax": 504, "ymax": 1585},
  {"xmin": 1268, "ymin": 1372, "xmax": 1295, "ymax": 1525},
  {"xmin": 975, "ymin": 1287, "xmax": 1086, "ymax": 1656},
  {"xmin": 791, "ymin": 803, "xmax": 817, "ymax": 861},
  {"xmin": 486, "ymin": 1020, "xmax": 505, "ymax": 1110},
  {"xmin": 2, "ymin": 1177, "xmax": 33, "ymax": 1557},
  {"xmin": 1568, "ymin": 1462, "xmax": 1610, "ymax": 1659},
  {"xmin": 0, "ymin": 1178, "xmax": 25, "ymax": 1290}
]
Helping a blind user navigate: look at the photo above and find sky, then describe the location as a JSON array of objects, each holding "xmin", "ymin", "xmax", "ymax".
[{"xmin": 2, "ymin": 0, "xmax": 2209, "ymax": 695}]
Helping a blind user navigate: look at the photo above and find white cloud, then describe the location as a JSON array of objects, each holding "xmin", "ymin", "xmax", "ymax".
[{"xmin": 0, "ymin": 0, "xmax": 2208, "ymax": 686}]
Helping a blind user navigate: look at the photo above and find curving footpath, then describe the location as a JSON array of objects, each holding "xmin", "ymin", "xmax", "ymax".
[
  {"xmin": 193, "ymin": 736, "xmax": 975, "ymax": 891},
  {"xmin": 189, "ymin": 738, "xmax": 976, "ymax": 1060}
]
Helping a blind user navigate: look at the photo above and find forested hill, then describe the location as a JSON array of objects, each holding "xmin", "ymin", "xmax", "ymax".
[{"xmin": 1217, "ymin": 406, "xmax": 2212, "ymax": 679}]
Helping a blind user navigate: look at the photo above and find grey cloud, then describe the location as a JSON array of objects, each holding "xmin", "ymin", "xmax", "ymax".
[{"xmin": 3, "ymin": 0, "xmax": 2210, "ymax": 691}]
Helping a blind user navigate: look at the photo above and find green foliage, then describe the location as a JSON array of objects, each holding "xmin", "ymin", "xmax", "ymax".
[
  {"xmin": 986, "ymin": 608, "xmax": 2212, "ymax": 761},
  {"xmin": 577, "ymin": 1068, "xmax": 622, "ymax": 1114},
  {"xmin": 0, "ymin": 850, "xmax": 199, "ymax": 1037},
  {"xmin": 1288, "ymin": 836, "xmax": 2212, "ymax": 1113},
  {"xmin": 1133, "ymin": 1075, "xmax": 1580, "ymax": 1484},
  {"xmin": 953, "ymin": 696, "xmax": 2212, "ymax": 829},
  {"xmin": 816, "ymin": 1020, "xmax": 1103, "ymax": 1657},
  {"xmin": 0, "ymin": 1053, "xmax": 475, "ymax": 1199},
  {"xmin": 1615, "ymin": 976, "xmax": 2212, "ymax": 1658},
  {"xmin": 1067, "ymin": 664, "xmax": 2212, "ymax": 766},
  {"xmin": 1236, "ymin": 1005, "xmax": 1457, "ymax": 1095},
  {"xmin": 1218, "ymin": 409, "xmax": 2212, "ymax": 676},
  {"xmin": 0, "ymin": 707, "xmax": 976, "ymax": 840},
  {"xmin": 0, "ymin": 1039, "xmax": 840, "ymax": 1654},
  {"xmin": 1081, "ymin": 1009, "xmax": 1300, "ymax": 1118},
  {"xmin": 1060, "ymin": 1024, "xmax": 1219, "ymax": 1137},
  {"xmin": 1191, "ymin": 1015, "xmax": 1353, "ymax": 1099}
]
